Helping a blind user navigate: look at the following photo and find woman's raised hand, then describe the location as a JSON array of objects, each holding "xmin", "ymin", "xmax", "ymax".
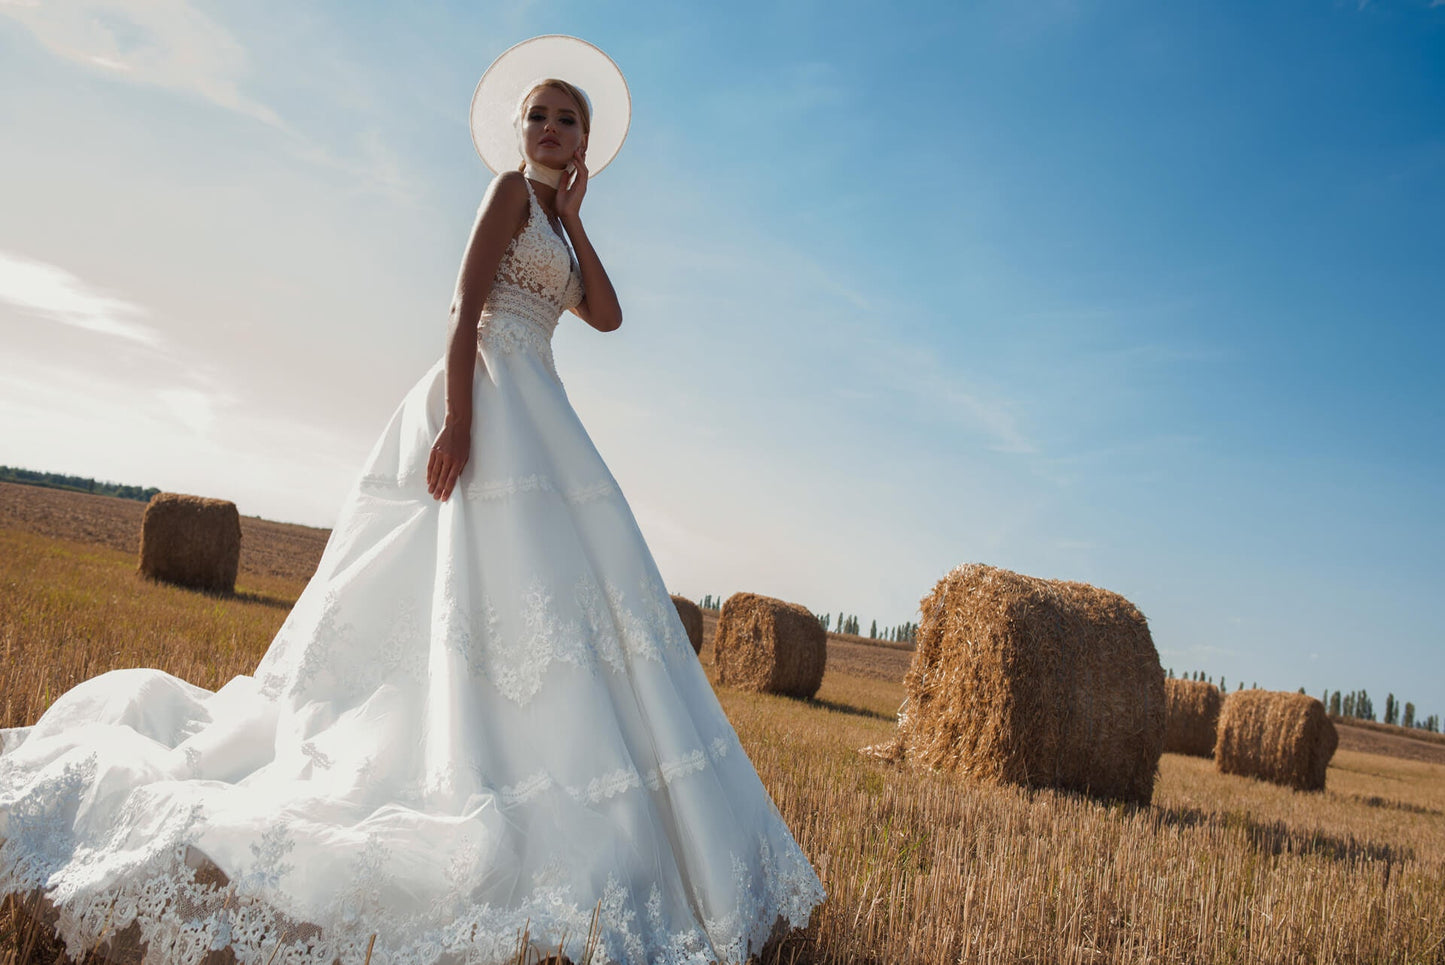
[
  {"xmin": 556, "ymin": 147, "xmax": 588, "ymax": 222},
  {"xmin": 426, "ymin": 420, "xmax": 471, "ymax": 501}
]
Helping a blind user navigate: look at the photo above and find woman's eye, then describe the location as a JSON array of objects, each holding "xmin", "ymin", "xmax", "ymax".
[{"xmin": 559, "ymin": 117, "xmax": 575, "ymax": 126}]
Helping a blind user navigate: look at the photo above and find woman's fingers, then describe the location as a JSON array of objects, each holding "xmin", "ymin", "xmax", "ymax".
[
  {"xmin": 426, "ymin": 449, "xmax": 441, "ymax": 497},
  {"xmin": 442, "ymin": 462, "xmax": 463, "ymax": 501}
]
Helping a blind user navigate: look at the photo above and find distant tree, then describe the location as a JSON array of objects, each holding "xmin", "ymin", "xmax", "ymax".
[
  {"xmin": 1329, "ymin": 691, "xmax": 1342, "ymax": 716},
  {"xmin": 1298, "ymin": 686, "xmax": 1306, "ymax": 695},
  {"xmin": 1385, "ymin": 694, "xmax": 1398, "ymax": 726},
  {"xmin": 1425, "ymin": 715, "xmax": 1441, "ymax": 733},
  {"xmin": 869, "ymin": 619, "xmax": 877, "ymax": 639},
  {"xmin": 1403, "ymin": 702, "xmax": 1416, "ymax": 729},
  {"xmin": 1221, "ymin": 677, "xmax": 1227, "ymax": 692}
]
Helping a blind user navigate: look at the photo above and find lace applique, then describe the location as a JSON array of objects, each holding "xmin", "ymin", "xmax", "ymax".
[
  {"xmin": 2, "ymin": 758, "xmax": 823, "ymax": 965},
  {"xmin": 577, "ymin": 574, "xmax": 626, "ymax": 674},
  {"xmin": 257, "ymin": 590, "xmax": 428, "ymax": 704},
  {"xmin": 499, "ymin": 731, "xmax": 738, "ymax": 808},
  {"xmin": 476, "ymin": 180, "xmax": 584, "ymax": 384},
  {"xmin": 604, "ymin": 572, "xmax": 695, "ymax": 665},
  {"xmin": 300, "ymin": 742, "xmax": 333, "ymax": 771}
]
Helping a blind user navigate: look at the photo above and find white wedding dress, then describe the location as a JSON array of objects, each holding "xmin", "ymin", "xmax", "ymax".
[{"xmin": 0, "ymin": 179, "xmax": 825, "ymax": 965}]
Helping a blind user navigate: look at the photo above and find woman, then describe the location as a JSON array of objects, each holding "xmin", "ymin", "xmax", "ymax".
[{"xmin": 0, "ymin": 36, "xmax": 825, "ymax": 965}]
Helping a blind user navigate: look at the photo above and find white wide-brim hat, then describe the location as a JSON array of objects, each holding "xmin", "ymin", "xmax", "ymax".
[{"xmin": 470, "ymin": 35, "xmax": 631, "ymax": 176}]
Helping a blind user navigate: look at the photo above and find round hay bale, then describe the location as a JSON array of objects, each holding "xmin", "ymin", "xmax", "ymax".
[
  {"xmin": 714, "ymin": 592, "xmax": 826, "ymax": 699},
  {"xmin": 137, "ymin": 492, "xmax": 242, "ymax": 594},
  {"xmin": 878, "ymin": 563, "xmax": 1165, "ymax": 805},
  {"xmin": 1214, "ymin": 690, "xmax": 1338, "ymax": 791},
  {"xmin": 670, "ymin": 594, "xmax": 704, "ymax": 654},
  {"xmin": 1164, "ymin": 678, "xmax": 1221, "ymax": 757}
]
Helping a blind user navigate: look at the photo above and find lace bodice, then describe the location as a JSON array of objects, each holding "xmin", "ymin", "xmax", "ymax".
[{"xmin": 476, "ymin": 178, "xmax": 584, "ymax": 377}]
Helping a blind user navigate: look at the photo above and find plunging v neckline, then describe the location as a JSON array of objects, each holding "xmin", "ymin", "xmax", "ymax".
[{"xmin": 523, "ymin": 179, "xmax": 571, "ymax": 252}]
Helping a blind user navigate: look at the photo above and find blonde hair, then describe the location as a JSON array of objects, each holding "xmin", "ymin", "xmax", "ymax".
[{"xmin": 516, "ymin": 79, "xmax": 591, "ymax": 171}]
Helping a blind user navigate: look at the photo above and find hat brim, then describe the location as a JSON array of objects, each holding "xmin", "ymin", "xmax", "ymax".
[{"xmin": 470, "ymin": 35, "xmax": 631, "ymax": 177}]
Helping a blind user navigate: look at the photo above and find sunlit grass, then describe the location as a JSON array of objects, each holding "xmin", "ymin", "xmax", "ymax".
[{"xmin": 3, "ymin": 525, "xmax": 1444, "ymax": 964}]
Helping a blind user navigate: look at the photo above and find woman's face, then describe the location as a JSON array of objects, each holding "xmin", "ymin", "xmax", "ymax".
[{"xmin": 520, "ymin": 86, "xmax": 586, "ymax": 170}]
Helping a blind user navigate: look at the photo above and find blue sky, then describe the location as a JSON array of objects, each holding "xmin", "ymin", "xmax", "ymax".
[{"xmin": 1, "ymin": 1, "xmax": 1442, "ymax": 721}]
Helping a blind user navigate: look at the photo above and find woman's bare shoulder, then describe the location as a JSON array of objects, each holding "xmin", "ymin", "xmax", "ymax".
[
  {"xmin": 470, "ymin": 171, "xmax": 530, "ymax": 241},
  {"xmin": 482, "ymin": 171, "xmax": 529, "ymax": 210}
]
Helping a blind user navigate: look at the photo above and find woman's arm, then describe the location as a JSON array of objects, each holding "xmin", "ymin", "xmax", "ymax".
[
  {"xmin": 556, "ymin": 150, "xmax": 623, "ymax": 333},
  {"xmin": 427, "ymin": 171, "xmax": 529, "ymax": 502}
]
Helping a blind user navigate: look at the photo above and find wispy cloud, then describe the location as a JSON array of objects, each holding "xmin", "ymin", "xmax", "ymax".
[
  {"xmin": 0, "ymin": 0, "xmax": 282, "ymax": 127},
  {"xmin": 0, "ymin": 250, "xmax": 161, "ymax": 345}
]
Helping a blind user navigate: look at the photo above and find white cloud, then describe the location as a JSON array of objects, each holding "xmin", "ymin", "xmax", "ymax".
[
  {"xmin": 155, "ymin": 386, "xmax": 224, "ymax": 436},
  {"xmin": 0, "ymin": 0, "xmax": 282, "ymax": 127},
  {"xmin": 0, "ymin": 250, "xmax": 161, "ymax": 345}
]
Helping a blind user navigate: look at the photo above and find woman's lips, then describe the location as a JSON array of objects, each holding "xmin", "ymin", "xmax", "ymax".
[{"xmin": 540, "ymin": 138, "xmax": 559, "ymax": 147}]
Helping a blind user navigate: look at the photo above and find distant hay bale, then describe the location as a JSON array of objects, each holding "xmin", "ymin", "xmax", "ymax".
[
  {"xmin": 714, "ymin": 592, "xmax": 826, "ymax": 699},
  {"xmin": 670, "ymin": 594, "xmax": 704, "ymax": 654},
  {"xmin": 138, "ymin": 492, "xmax": 242, "ymax": 594},
  {"xmin": 869, "ymin": 563, "xmax": 1165, "ymax": 805},
  {"xmin": 1214, "ymin": 690, "xmax": 1338, "ymax": 791},
  {"xmin": 1164, "ymin": 679, "xmax": 1222, "ymax": 757}
]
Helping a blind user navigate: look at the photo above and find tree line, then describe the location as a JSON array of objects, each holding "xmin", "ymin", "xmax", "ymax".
[
  {"xmin": 1168, "ymin": 669, "xmax": 1440, "ymax": 734},
  {"xmin": 0, "ymin": 465, "xmax": 159, "ymax": 503},
  {"xmin": 814, "ymin": 613, "xmax": 917, "ymax": 644}
]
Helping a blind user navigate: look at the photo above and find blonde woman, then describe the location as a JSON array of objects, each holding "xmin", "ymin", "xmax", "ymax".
[{"xmin": 0, "ymin": 36, "xmax": 824, "ymax": 965}]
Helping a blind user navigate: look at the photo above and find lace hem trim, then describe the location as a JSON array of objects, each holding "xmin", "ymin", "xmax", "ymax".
[
  {"xmin": 500, "ymin": 734, "xmax": 737, "ymax": 807},
  {"xmin": 0, "ymin": 754, "xmax": 824, "ymax": 965}
]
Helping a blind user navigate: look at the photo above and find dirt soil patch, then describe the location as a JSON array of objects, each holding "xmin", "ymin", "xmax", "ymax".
[
  {"xmin": 0, "ymin": 481, "xmax": 330, "ymax": 583},
  {"xmin": 1335, "ymin": 721, "xmax": 1445, "ymax": 766}
]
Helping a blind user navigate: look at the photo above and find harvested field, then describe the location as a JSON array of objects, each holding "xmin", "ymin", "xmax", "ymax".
[
  {"xmin": 1336, "ymin": 721, "xmax": 1445, "ymax": 767},
  {"xmin": 3, "ymin": 488, "xmax": 1444, "ymax": 964},
  {"xmin": 1, "ymin": 480, "xmax": 328, "ymax": 583}
]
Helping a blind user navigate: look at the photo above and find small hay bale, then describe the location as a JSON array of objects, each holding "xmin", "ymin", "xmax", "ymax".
[
  {"xmin": 714, "ymin": 592, "xmax": 826, "ymax": 699},
  {"xmin": 670, "ymin": 594, "xmax": 704, "ymax": 654},
  {"xmin": 877, "ymin": 563, "xmax": 1165, "ymax": 805},
  {"xmin": 1214, "ymin": 690, "xmax": 1337, "ymax": 791},
  {"xmin": 138, "ymin": 492, "xmax": 242, "ymax": 594},
  {"xmin": 1164, "ymin": 678, "xmax": 1222, "ymax": 757}
]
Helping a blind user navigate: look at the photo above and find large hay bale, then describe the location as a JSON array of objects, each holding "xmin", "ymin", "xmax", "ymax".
[
  {"xmin": 1164, "ymin": 678, "xmax": 1221, "ymax": 757},
  {"xmin": 1214, "ymin": 690, "xmax": 1337, "ymax": 791},
  {"xmin": 138, "ymin": 492, "xmax": 242, "ymax": 594},
  {"xmin": 670, "ymin": 594, "xmax": 704, "ymax": 654},
  {"xmin": 714, "ymin": 592, "xmax": 826, "ymax": 699},
  {"xmin": 875, "ymin": 563, "xmax": 1165, "ymax": 805}
]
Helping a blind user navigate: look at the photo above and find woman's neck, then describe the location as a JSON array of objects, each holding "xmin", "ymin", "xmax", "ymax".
[{"xmin": 523, "ymin": 160, "xmax": 566, "ymax": 189}]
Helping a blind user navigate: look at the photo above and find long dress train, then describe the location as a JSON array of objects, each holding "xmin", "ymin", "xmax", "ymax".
[{"xmin": 0, "ymin": 178, "xmax": 826, "ymax": 965}]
